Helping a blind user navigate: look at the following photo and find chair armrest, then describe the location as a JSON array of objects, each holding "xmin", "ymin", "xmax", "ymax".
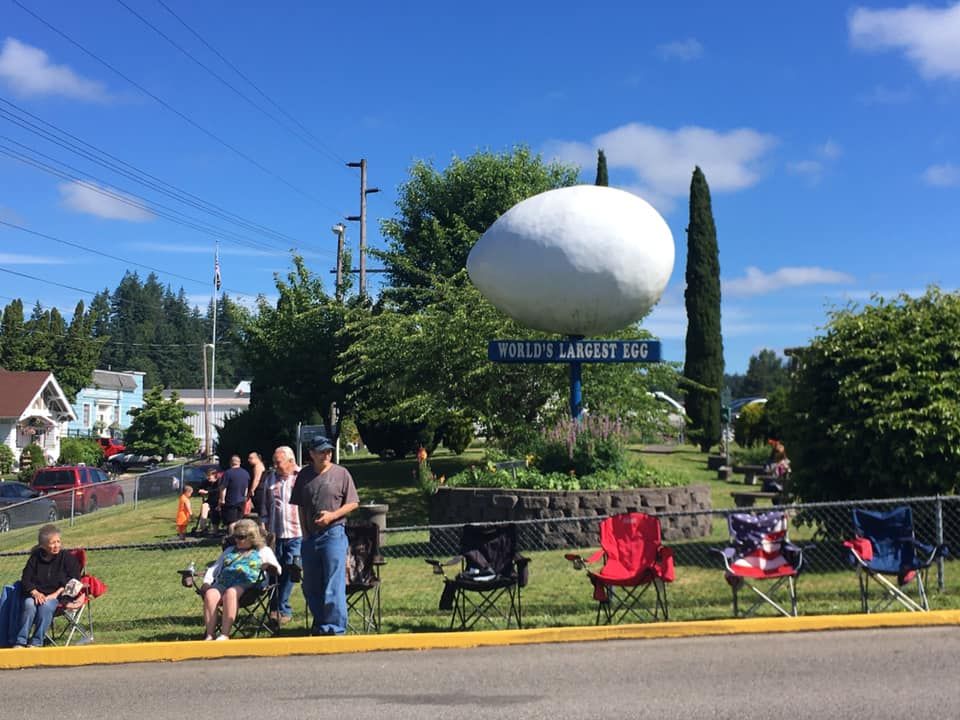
[{"xmin": 425, "ymin": 556, "xmax": 462, "ymax": 576}]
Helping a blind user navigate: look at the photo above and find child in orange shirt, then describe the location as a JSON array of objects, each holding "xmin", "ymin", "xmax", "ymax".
[{"xmin": 176, "ymin": 485, "xmax": 193, "ymax": 539}]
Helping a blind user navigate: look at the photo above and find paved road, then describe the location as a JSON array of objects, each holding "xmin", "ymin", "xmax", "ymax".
[{"xmin": 4, "ymin": 627, "xmax": 959, "ymax": 718}]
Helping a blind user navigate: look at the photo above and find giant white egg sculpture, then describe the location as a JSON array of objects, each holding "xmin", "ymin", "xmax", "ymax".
[{"xmin": 467, "ymin": 185, "xmax": 674, "ymax": 335}]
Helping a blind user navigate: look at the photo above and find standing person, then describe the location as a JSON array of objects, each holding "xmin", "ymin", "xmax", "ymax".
[
  {"xmin": 15, "ymin": 524, "xmax": 81, "ymax": 647},
  {"xmin": 175, "ymin": 485, "xmax": 193, "ymax": 539},
  {"xmin": 220, "ymin": 455, "xmax": 251, "ymax": 528},
  {"xmin": 247, "ymin": 451, "xmax": 267, "ymax": 516},
  {"xmin": 197, "ymin": 467, "xmax": 221, "ymax": 534},
  {"xmin": 263, "ymin": 445, "xmax": 302, "ymax": 625},
  {"xmin": 290, "ymin": 436, "xmax": 359, "ymax": 635}
]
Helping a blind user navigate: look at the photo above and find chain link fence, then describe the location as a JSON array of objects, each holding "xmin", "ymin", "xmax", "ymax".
[{"xmin": 0, "ymin": 493, "xmax": 957, "ymax": 643}]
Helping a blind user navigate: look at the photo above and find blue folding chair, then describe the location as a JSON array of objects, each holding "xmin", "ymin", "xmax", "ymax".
[{"xmin": 845, "ymin": 507, "xmax": 947, "ymax": 613}]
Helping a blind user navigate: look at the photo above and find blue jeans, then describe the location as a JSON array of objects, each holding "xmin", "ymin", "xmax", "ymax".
[
  {"xmin": 301, "ymin": 524, "xmax": 347, "ymax": 635},
  {"xmin": 271, "ymin": 536, "xmax": 302, "ymax": 618},
  {"xmin": 16, "ymin": 596, "xmax": 59, "ymax": 647}
]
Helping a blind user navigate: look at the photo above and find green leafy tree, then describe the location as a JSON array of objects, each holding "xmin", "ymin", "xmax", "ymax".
[
  {"xmin": 595, "ymin": 149, "xmax": 609, "ymax": 186},
  {"xmin": 786, "ymin": 288, "xmax": 960, "ymax": 500},
  {"xmin": 125, "ymin": 385, "xmax": 197, "ymax": 457},
  {"xmin": 381, "ymin": 146, "xmax": 580, "ymax": 296},
  {"xmin": 683, "ymin": 167, "xmax": 724, "ymax": 451},
  {"xmin": 741, "ymin": 349, "xmax": 788, "ymax": 397}
]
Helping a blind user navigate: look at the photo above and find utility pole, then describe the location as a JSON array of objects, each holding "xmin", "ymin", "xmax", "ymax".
[
  {"xmin": 346, "ymin": 159, "xmax": 379, "ymax": 298},
  {"xmin": 202, "ymin": 344, "xmax": 210, "ymax": 458},
  {"xmin": 332, "ymin": 222, "xmax": 346, "ymax": 302}
]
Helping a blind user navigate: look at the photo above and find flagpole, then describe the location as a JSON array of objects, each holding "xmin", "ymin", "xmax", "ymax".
[{"xmin": 210, "ymin": 242, "xmax": 219, "ymax": 458}]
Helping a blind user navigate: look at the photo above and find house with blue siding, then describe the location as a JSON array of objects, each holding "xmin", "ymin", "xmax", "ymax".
[{"xmin": 68, "ymin": 369, "xmax": 145, "ymax": 437}]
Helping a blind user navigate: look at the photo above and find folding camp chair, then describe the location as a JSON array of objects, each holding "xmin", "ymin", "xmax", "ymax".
[
  {"xmin": 426, "ymin": 523, "xmax": 530, "ymax": 630},
  {"xmin": 178, "ymin": 560, "xmax": 279, "ymax": 638},
  {"xmin": 565, "ymin": 512, "xmax": 674, "ymax": 624},
  {"xmin": 346, "ymin": 523, "xmax": 385, "ymax": 633},
  {"xmin": 46, "ymin": 549, "xmax": 107, "ymax": 646},
  {"xmin": 844, "ymin": 506, "xmax": 947, "ymax": 613},
  {"xmin": 714, "ymin": 511, "xmax": 808, "ymax": 618}
]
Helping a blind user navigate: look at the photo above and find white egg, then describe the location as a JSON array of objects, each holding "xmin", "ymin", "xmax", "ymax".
[{"xmin": 467, "ymin": 185, "xmax": 674, "ymax": 335}]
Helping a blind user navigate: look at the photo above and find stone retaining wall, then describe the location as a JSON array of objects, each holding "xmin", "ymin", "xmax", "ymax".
[{"xmin": 428, "ymin": 484, "xmax": 712, "ymax": 550}]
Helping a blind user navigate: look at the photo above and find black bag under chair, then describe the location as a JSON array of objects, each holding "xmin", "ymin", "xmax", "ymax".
[
  {"xmin": 346, "ymin": 523, "xmax": 385, "ymax": 633},
  {"xmin": 426, "ymin": 523, "xmax": 530, "ymax": 630}
]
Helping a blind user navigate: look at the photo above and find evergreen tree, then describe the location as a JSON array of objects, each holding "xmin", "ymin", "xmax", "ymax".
[
  {"xmin": 0, "ymin": 299, "xmax": 29, "ymax": 370},
  {"xmin": 595, "ymin": 149, "xmax": 609, "ymax": 186},
  {"xmin": 55, "ymin": 301, "xmax": 104, "ymax": 401},
  {"xmin": 683, "ymin": 167, "xmax": 724, "ymax": 452}
]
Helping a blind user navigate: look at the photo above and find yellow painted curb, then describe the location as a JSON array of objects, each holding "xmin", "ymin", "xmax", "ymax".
[{"xmin": 2, "ymin": 610, "xmax": 958, "ymax": 670}]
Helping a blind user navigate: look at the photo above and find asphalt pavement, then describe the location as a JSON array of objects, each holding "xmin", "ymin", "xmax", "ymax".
[{"xmin": 4, "ymin": 626, "xmax": 958, "ymax": 719}]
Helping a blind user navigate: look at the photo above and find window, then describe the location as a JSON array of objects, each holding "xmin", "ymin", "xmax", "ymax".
[{"xmin": 83, "ymin": 404, "xmax": 90, "ymax": 427}]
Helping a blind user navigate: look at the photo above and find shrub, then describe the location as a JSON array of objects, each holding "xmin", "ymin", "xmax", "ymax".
[
  {"xmin": 733, "ymin": 403, "xmax": 767, "ymax": 447},
  {"xmin": 357, "ymin": 417, "xmax": 439, "ymax": 460},
  {"xmin": 535, "ymin": 415, "xmax": 627, "ymax": 476},
  {"xmin": 59, "ymin": 438, "xmax": 104, "ymax": 466},
  {"xmin": 444, "ymin": 461, "xmax": 688, "ymax": 491},
  {"xmin": 17, "ymin": 444, "xmax": 46, "ymax": 483},
  {"xmin": 439, "ymin": 414, "xmax": 474, "ymax": 455},
  {"xmin": 0, "ymin": 444, "xmax": 13, "ymax": 474}
]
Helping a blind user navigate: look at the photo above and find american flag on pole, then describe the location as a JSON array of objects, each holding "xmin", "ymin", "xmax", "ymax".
[{"xmin": 214, "ymin": 251, "xmax": 221, "ymax": 291}]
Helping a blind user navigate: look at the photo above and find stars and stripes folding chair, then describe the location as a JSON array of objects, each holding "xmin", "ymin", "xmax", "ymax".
[
  {"xmin": 566, "ymin": 512, "xmax": 675, "ymax": 624},
  {"xmin": 714, "ymin": 511, "xmax": 808, "ymax": 618},
  {"xmin": 844, "ymin": 506, "xmax": 947, "ymax": 613}
]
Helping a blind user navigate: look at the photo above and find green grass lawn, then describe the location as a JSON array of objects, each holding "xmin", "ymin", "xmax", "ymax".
[{"xmin": 2, "ymin": 444, "xmax": 956, "ymax": 644}]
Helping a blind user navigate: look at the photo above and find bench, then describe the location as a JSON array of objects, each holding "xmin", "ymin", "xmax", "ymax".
[{"xmin": 730, "ymin": 491, "xmax": 782, "ymax": 507}]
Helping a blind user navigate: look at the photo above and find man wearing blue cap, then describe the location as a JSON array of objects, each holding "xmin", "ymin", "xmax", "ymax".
[{"xmin": 289, "ymin": 435, "xmax": 359, "ymax": 635}]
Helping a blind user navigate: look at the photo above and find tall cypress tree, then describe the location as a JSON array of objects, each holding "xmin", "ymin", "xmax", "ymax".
[
  {"xmin": 683, "ymin": 166, "xmax": 724, "ymax": 452},
  {"xmin": 595, "ymin": 149, "xmax": 609, "ymax": 186}
]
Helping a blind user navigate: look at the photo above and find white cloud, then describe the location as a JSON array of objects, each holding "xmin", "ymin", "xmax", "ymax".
[
  {"xmin": 922, "ymin": 163, "xmax": 960, "ymax": 186},
  {"xmin": 544, "ymin": 123, "xmax": 777, "ymax": 213},
  {"xmin": 58, "ymin": 180, "xmax": 155, "ymax": 222},
  {"xmin": 849, "ymin": 3, "xmax": 960, "ymax": 80},
  {"xmin": 656, "ymin": 38, "xmax": 704, "ymax": 61},
  {"xmin": 0, "ymin": 253, "xmax": 67, "ymax": 265},
  {"xmin": 0, "ymin": 37, "xmax": 110, "ymax": 101},
  {"xmin": 724, "ymin": 266, "xmax": 855, "ymax": 297},
  {"xmin": 786, "ymin": 140, "xmax": 842, "ymax": 183},
  {"xmin": 819, "ymin": 139, "xmax": 842, "ymax": 160}
]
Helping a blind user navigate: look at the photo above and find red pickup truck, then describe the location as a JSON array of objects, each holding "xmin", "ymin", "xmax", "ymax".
[{"xmin": 96, "ymin": 437, "xmax": 126, "ymax": 458}]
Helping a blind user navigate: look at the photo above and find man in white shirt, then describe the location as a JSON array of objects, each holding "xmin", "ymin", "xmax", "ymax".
[{"xmin": 263, "ymin": 445, "xmax": 302, "ymax": 624}]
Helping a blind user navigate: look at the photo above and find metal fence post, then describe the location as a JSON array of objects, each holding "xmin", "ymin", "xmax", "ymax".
[
  {"xmin": 936, "ymin": 494, "xmax": 945, "ymax": 592},
  {"xmin": 134, "ymin": 475, "xmax": 139, "ymax": 510},
  {"xmin": 69, "ymin": 487, "xmax": 75, "ymax": 527}
]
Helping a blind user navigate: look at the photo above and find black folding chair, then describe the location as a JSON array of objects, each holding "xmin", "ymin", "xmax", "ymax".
[
  {"xmin": 426, "ymin": 524, "xmax": 530, "ymax": 630},
  {"xmin": 346, "ymin": 523, "xmax": 385, "ymax": 633}
]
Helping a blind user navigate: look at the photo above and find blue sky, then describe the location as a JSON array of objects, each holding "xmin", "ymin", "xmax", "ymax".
[{"xmin": 2, "ymin": 1, "xmax": 959, "ymax": 373}]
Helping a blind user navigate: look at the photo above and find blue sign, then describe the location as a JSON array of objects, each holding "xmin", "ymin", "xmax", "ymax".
[{"xmin": 488, "ymin": 339, "xmax": 661, "ymax": 364}]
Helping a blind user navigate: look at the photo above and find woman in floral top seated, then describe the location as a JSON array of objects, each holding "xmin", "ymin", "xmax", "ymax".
[{"xmin": 200, "ymin": 518, "xmax": 280, "ymax": 640}]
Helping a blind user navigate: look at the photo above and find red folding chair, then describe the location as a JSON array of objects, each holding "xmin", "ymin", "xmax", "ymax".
[
  {"xmin": 566, "ymin": 512, "xmax": 675, "ymax": 624},
  {"xmin": 46, "ymin": 549, "xmax": 108, "ymax": 646}
]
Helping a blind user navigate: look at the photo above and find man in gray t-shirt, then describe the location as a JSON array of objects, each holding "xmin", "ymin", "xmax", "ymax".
[{"xmin": 289, "ymin": 436, "xmax": 359, "ymax": 635}]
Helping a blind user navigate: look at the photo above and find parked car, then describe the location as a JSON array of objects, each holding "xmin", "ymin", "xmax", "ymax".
[
  {"xmin": 137, "ymin": 462, "xmax": 222, "ymax": 500},
  {"xmin": 96, "ymin": 437, "xmax": 126, "ymax": 459},
  {"xmin": 30, "ymin": 465, "xmax": 125, "ymax": 515},
  {"xmin": 0, "ymin": 481, "xmax": 59, "ymax": 532},
  {"xmin": 107, "ymin": 452, "xmax": 161, "ymax": 472}
]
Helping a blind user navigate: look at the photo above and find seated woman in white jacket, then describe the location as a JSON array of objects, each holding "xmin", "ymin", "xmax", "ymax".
[{"xmin": 200, "ymin": 518, "xmax": 280, "ymax": 640}]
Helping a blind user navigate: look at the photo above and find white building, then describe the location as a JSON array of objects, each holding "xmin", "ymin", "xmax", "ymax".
[
  {"xmin": 163, "ymin": 382, "xmax": 251, "ymax": 447},
  {"xmin": 0, "ymin": 370, "xmax": 77, "ymax": 468}
]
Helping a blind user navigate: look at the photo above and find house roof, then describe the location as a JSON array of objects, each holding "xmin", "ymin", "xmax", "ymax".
[
  {"xmin": 163, "ymin": 389, "xmax": 251, "ymax": 405},
  {"xmin": 0, "ymin": 369, "xmax": 76, "ymax": 420},
  {"xmin": 91, "ymin": 369, "xmax": 138, "ymax": 391}
]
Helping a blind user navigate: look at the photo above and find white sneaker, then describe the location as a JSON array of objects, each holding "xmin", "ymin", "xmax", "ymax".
[
  {"xmin": 215, "ymin": 634, "xmax": 229, "ymax": 641},
  {"xmin": 204, "ymin": 635, "xmax": 214, "ymax": 641}
]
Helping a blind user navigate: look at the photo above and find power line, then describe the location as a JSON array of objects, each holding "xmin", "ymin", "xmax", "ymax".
[
  {"xmin": 0, "ymin": 137, "xmax": 319, "ymax": 255},
  {"xmin": 114, "ymin": 0, "xmax": 347, "ymax": 168},
  {"xmin": 10, "ymin": 0, "xmax": 342, "ymax": 214},
  {"xmin": 0, "ymin": 219, "xmax": 260, "ymax": 299},
  {"xmin": 0, "ymin": 96, "xmax": 307, "ymax": 248}
]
